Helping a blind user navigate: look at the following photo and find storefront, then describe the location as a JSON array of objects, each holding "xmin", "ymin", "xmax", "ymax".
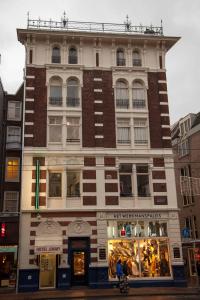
[
  {"xmin": 182, "ymin": 240, "xmax": 200, "ymax": 279},
  {"xmin": 0, "ymin": 245, "xmax": 18, "ymax": 288}
]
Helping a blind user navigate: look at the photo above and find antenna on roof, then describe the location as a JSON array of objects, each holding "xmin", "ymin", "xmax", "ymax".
[
  {"xmin": 124, "ymin": 15, "xmax": 131, "ymax": 32},
  {"xmin": 62, "ymin": 11, "xmax": 67, "ymax": 27}
]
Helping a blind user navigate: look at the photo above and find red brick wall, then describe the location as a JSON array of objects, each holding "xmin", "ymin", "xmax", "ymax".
[{"xmin": 82, "ymin": 70, "xmax": 116, "ymax": 148}]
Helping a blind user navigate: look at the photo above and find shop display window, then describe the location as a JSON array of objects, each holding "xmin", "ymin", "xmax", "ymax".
[
  {"xmin": 107, "ymin": 221, "xmax": 168, "ymax": 238},
  {"xmin": 108, "ymin": 238, "xmax": 171, "ymax": 279},
  {"xmin": 0, "ymin": 250, "xmax": 17, "ymax": 288}
]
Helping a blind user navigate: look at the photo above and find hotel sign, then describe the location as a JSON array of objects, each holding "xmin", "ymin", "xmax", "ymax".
[
  {"xmin": 35, "ymin": 245, "xmax": 62, "ymax": 254},
  {"xmin": 98, "ymin": 211, "xmax": 168, "ymax": 220}
]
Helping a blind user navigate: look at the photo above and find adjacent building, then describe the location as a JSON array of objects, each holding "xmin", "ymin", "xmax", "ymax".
[
  {"xmin": 0, "ymin": 80, "xmax": 23, "ymax": 288},
  {"xmin": 171, "ymin": 112, "xmax": 200, "ymax": 280},
  {"xmin": 17, "ymin": 14, "xmax": 185, "ymax": 291}
]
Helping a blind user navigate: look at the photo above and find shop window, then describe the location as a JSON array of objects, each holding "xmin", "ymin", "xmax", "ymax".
[
  {"xmin": 66, "ymin": 117, "xmax": 80, "ymax": 142},
  {"xmin": 7, "ymin": 101, "xmax": 21, "ymax": 121},
  {"xmin": 49, "ymin": 172, "xmax": 62, "ymax": 197},
  {"xmin": 48, "ymin": 116, "xmax": 62, "ymax": 143},
  {"xmin": 67, "ymin": 171, "xmax": 80, "ymax": 197},
  {"xmin": 119, "ymin": 164, "xmax": 133, "ymax": 196},
  {"xmin": 5, "ymin": 158, "xmax": 20, "ymax": 182},
  {"xmin": 117, "ymin": 119, "xmax": 131, "ymax": 144},
  {"xmin": 136, "ymin": 165, "xmax": 150, "ymax": 197},
  {"xmin": 108, "ymin": 238, "xmax": 171, "ymax": 279},
  {"xmin": 3, "ymin": 191, "xmax": 19, "ymax": 212}
]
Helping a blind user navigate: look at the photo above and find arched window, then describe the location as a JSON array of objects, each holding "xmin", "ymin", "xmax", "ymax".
[
  {"xmin": 132, "ymin": 81, "xmax": 146, "ymax": 109},
  {"xmin": 49, "ymin": 77, "xmax": 62, "ymax": 106},
  {"xmin": 116, "ymin": 80, "xmax": 129, "ymax": 109},
  {"xmin": 133, "ymin": 50, "xmax": 142, "ymax": 66},
  {"xmin": 116, "ymin": 48, "xmax": 125, "ymax": 66},
  {"xmin": 66, "ymin": 78, "xmax": 80, "ymax": 107},
  {"xmin": 52, "ymin": 46, "xmax": 61, "ymax": 63},
  {"xmin": 68, "ymin": 47, "xmax": 78, "ymax": 64}
]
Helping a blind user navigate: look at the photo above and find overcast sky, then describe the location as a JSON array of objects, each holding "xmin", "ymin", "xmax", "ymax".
[{"xmin": 0, "ymin": 0, "xmax": 200, "ymax": 124}]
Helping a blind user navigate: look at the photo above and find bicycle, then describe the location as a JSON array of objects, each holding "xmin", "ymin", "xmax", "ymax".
[{"xmin": 119, "ymin": 274, "xmax": 129, "ymax": 295}]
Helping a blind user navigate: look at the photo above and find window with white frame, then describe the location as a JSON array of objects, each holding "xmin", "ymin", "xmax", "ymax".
[
  {"xmin": 134, "ymin": 118, "xmax": 148, "ymax": 144},
  {"xmin": 67, "ymin": 171, "xmax": 80, "ymax": 197},
  {"xmin": 49, "ymin": 116, "xmax": 62, "ymax": 143},
  {"xmin": 116, "ymin": 48, "xmax": 125, "ymax": 66},
  {"xmin": 132, "ymin": 81, "xmax": 146, "ymax": 109},
  {"xmin": 5, "ymin": 157, "xmax": 20, "ymax": 182},
  {"xmin": 180, "ymin": 165, "xmax": 194, "ymax": 206},
  {"xmin": 66, "ymin": 117, "xmax": 80, "ymax": 142},
  {"xmin": 49, "ymin": 77, "xmax": 62, "ymax": 106},
  {"xmin": 6, "ymin": 126, "xmax": 21, "ymax": 148},
  {"xmin": 49, "ymin": 172, "xmax": 62, "ymax": 197},
  {"xmin": 178, "ymin": 139, "xmax": 189, "ymax": 157},
  {"xmin": 116, "ymin": 80, "xmax": 129, "ymax": 109},
  {"xmin": 66, "ymin": 78, "xmax": 80, "ymax": 107},
  {"xmin": 52, "ymin": 46, "xmax": 61, "ymax": 63},
  {"xmin": 117, "ymin": 119, "xmax": 130, "ymax": 144},
  {"xmin": 7, "ymin": 101, "xmax": 21, "ymax": 121},
  {"xmin": 68, "ymin": 47, "xmax": 78, "ymax": 64},
  {"xmin": 185, "ymin": 216, "xmax": 197, "ymax": 239},
  {"xmin": 133, "ymin": 50, "xmax": 142, "ymax": 66},
  {"xmin": 4, "ymin": 191, "xmax": 19, "ymax": 212},
  {"xmin": 119, "ymin": 164, "xmax": 133, "ymax": 197},
  {"xmin": 136, "ymin": 165, "xmax": 150, "ymax": 197}
]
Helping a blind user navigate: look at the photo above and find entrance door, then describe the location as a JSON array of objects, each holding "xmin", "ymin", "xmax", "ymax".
[{"xmin": 39, "ymin": 254, "xmax": 56, "ymax": 289}]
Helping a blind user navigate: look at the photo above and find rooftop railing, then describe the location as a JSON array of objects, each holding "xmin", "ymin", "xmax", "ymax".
[{"xmin": 27, "ymin": 13, "xmax": 163, "ymax": 36}]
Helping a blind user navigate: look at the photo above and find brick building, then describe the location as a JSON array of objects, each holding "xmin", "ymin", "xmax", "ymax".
[
  {"xmin": 17, "ymin": 15, "xmax": 185, "ymax": 291},
  {"xmin": 0, "ymin": 81, "xmax": 23, "ymax": 288},
  {"xmin": 171, "ymin": 113, "xmax": 200, "ymax": 280}
]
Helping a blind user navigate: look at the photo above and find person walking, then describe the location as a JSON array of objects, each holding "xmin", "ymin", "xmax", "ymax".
[{"xmin": 116, "ymin": 259, "xmax": 123, "ymax": 284}]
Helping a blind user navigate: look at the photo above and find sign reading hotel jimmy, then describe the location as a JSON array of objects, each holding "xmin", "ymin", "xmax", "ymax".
[
  {"xmin": 35, "ymin": 246, "xmax": 62, "ymax": 254},
  {"xmin": 98, "ymin": 211, "xmax": 168, "ymax": 220}
]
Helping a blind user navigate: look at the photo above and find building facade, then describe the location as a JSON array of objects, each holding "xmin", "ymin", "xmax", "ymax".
[
  {"xmin": 0, "ymin": 82, "xmax": 23, "ymax": 288},
  {"xmin": 17, "ymin": 15, "xmax": 185, "ymax": 291},
  {"xmin": 171, "ymin": 113, "xmax": 200, "ymax": 281}
]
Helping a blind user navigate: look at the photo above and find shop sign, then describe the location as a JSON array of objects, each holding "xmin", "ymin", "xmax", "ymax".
[
  {"xmin": 98, "ymin": 211, "xmax": 167, "ymax": 220},
  {"xmin": 0, "ymin": 246, "xmax": 17, "ymax": 253},
  {"xmin": 35, "ymin": 245, "xmax": 62, "ymax": 254}
]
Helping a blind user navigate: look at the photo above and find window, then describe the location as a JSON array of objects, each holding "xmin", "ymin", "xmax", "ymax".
[
  {"xmin": 4, "ymin": 192, "xmax": 19, "ymax": 212},
  {"xmin": 67, "ymin": 171, "xmax": 80, "ymax": 197},
  {"xmin": 49, "ymin": 116, "xmax": 62, "ymax": 143},
  {"xmin": 49, "ymin": 172, "xmax": 62, "ymax": 197},
  {"xmin": 6, "ymin": 126, "xmax": 21, "ymax": 149},
  {"xmin": 66, "ymin": 78, "xmax": 80, "ymax": 107},
  {"xmin": 133, "ymin": 50, "xmax": 141, "ymax": 66},
  {"xmin": 29, "ymin": 49, "xmax": 33, "ymax": 64},
  {"xmin": 49, "ymin": 77, "xmax": 62, "ymax": 106},
  {"xmin": 178, "ymin": 139, "xmax": 189, "ymax": 157},
  {"xmin": 96, "ymin": 52, "xmax": 99, "ymax": 67},
  {"xmin": 136, "ymin": 165, "xmax": 150, "ymax": 197},
  {"xmin": 119, "ymin": 164, "xmax": 133, "ymax": 197},
  {"xmin": 116, "ymin": 80, "xmax": 129, "ymax": 108},
  {"xmin": 132, "ymin": 81, "xmax": 146, "ymax": 109},
  {"xmin": 179, "ymin": 118, "xmax": 191, "ymax": 137},
  {"xmin": 116, "ymin": 48, "xmax": 125, "ymax": 66},
  {"xmin": 66, "ymin": 117, "xmax": 80, "ymax": 142},
  {"xmin": 117, "ymin": 119, "xmax": 130, "ymax": 144},
  {"xmin": 68, "ymin": 47, "xmax": 78, "ymax": 64},
  {"xmin": 7, "ymin": 101, "xmax": 21, "ymax": 121},
  {"xmin": 185, "ymin": 217, "xmax": 193, "ymax": 239},
  {"xmin": 52, "ymin": 46, "xmax": 61, "ymax": 63},
  {"xmin": 5, "ymin": 158, "xmax": 20, "ymax": 182},
  {"xmin": 134, "ymin": 119, "xmax": 148, "ymax": 144}
]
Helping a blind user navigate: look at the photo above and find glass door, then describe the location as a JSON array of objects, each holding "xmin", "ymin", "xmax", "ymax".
[
  {"xmin": 71, "ymin": 250, "xmax": 87, "ymax": 285},
  {"xmin": 39, "ymin": 254, "xmax": 56, "ymax": 288}
]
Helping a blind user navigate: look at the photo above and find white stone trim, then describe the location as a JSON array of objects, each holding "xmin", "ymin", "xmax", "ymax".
[
  {"xmin": 26, "ymin": 75, "xmax": 35, "ymax": 79},
  {"xmin": 26, "ymin": 87, "xmax": 35, "ymax": 90},
  {"xmin": 161, "ymin": 113, "xmax": 169, "ymax": 117},
  {"xmin": 94, "ymin": 111, "xmax": 103, "ymax": 115},
  {"xmin": 152, "ymin": 179, "xmax": 166, "ymax": 183},
  {"xmin": 159, "ymin": 91, "xmax": 167, "ymax": 94},
  {"xmin": 95, "ymin": 135, "xmax": 104, "ymax": 138},
  {"xmin": 24, "ymin": 134, "xmax": 34, "ymax": 138},
  {"xmin": 161, "ymin": 125, "xmax": 170, "ymax": 128},
  {"xmin": 158, "ymin": 80, "xmax": 167, "ymax": 83},
  {"xmin": 162, "ymin": 136, "xmax": 171, "ymax": 140},
  {"xmin": 94, "ymin": 100, "xmax": 103, "ymax": 104},
  {"xmin": 94, "ymin": 78, "xmax": 102, "ymax": 81},
  {"xmin": 160, "ymin": 102, "xmax": 168, "ymax": 105},
  {"xmin": 25, "ymin": 122, "xmax": 34, "ymax": 125},
  {"xmin": 94, "ymin": 89, "xmax": 102, "ymax": 92},
  {"xmin": 25, "ymin": 110, "xmax": 34, "ymax": 114},
  {"xmin": 26, "ymin": 98, "xmax": 34, "ymax": 102},
  {"xmin": 95, "ymin": 123, "xmax": 103, "ymax": 127}
]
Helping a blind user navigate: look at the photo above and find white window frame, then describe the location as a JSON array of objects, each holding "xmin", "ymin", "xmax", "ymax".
[
  {"xmin": 5, "ymin": 157, "xmax": 20, "ymax": 182},
  {"xmin": 117, "ymin": 119, "xmax": 131, "ymax": 144},
  {"xmin": 7, "ymin": 101, "xmax": 21, "ymax": 121},
  {"xmin": 66, "ymin": 117, "xmax": 80, "ymax": 143},
  {"xmin": 134, "ymin": 118, "xmax": 148, "ymax": 145},
  {"xmin": 48, "ymin": 116, "xmax": 63, "ymax": 144},
  {"xmin": 132, "ymin": 81, "xmax": 146, "ymax": 109},
  {"xmin": 3, "ymin": 191, "xmax": 19, "ymax": 212},
  {"xmin": 6, "ymin": 126, "xmax": 21, "ymax": 148},
  {"xmin": 66, "ymin": 170, "xmax": 81, "ymax": 198},
  {"xmin": 48, "ymin": 171, "xmax": 62, "ymax": 198}
]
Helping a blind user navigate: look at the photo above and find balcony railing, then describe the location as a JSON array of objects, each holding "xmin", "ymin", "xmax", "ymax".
[
  {"xmin": 133, "ymin": 59, "xmax": 142, "ymax": 66},
  {"xmin": 27, "ymin": 14, "xmax": 163, "ymax": 35},
  {"xmin": 117, "ymin": 58, "xmax": 126, "ymax": 66},
  {"xmin": 66, "ymin": 97, "xmax": 80, "ymax": 107},
  {"xmin": 66, "ymin": 138, "xmax": 80, "ymax": 143},
  {"xmin": 132, "ymin": 99, "xmax": 146, "ymax": 108},
  {"xmin": 116, "ymin": 99, "xmax": 129, "ymax": 108},
  {"xmin": 120, "ymin": 192, "xmax": 133, "ymax": 197},
  {"xmin": 52, "ymin": 56, "xmax": 61, "ymax": 63},
  {"xmin": 68, "ymin": 56, "xmax": 78, "ymax": 64},
  {"xmin": 49, "ymin": 97, "xmax": 63, "ymax": 106}
]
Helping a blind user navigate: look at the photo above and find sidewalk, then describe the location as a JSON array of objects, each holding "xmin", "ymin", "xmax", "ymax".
[{"xmin": 0, "ymin": 286, "xmax": 199, "ymax": 300}]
